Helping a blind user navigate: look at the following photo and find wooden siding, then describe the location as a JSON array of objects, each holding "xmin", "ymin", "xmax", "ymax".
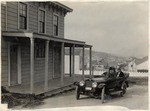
[
  {"xmin": 4, "ymin": 2, "xmax": 65, "ymax": 38},
  {"xmin": 1, "ymin": 1, "xmax": 67, "ymax": 86},
  {"xmin": 20, "ymin": 39, "xmax": 46, "ymax": 84},
  {"xmin": 1, "ymin": 37, "xmax": 8, "ymax": 86},
  {"xmin": 20, "ymin": 39, "xmax": 30, "ymax": 85},
  {"xmin": 7, "ymin": 2, "xmax": 18, "ymax": 31},
  {"xmin": 46, "ymin": 9, "xmax": 53, "ymax": 36},
  {"xmin": 34, "ymin": 58, "xmax": 45, "ymax": 83},
  {"xmin": 1, "ymin": 37, "xmax": 62, "ymax": 86},
  {"xmin": 29, "ymin": 4, "xmax": 38, "ymax": 32},
  {"xmin": 1, "ymin": 4, "xmax": 6, "ymax": 31},
  {"xmin": 59, "ymin": 14, "xmax": 65, "ymax": 38}
]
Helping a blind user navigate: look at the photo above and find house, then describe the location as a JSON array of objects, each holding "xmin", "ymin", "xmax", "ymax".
[
  {"xmin": 128, "ymin": 59, "xmax": 137, "ymax": 72},
  {"xmin": 1, "ymin": 2, "xmax": 92, "ymax": 95},
  {"xmin": 136, "ymin": 57, "xmax": 149, "ymax": 72},
  {"xmin": 127, "ymin": 56, "xmax": 149, "ymax": 72}
]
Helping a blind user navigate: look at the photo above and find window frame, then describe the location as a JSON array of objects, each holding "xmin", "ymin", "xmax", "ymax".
[
  {"xmin": 53, "ymin": 13, "xmax": 59, "ymax": 37},
  {"xmin": 18, "ymin": 2, "xmax": 29, "ymax": 30},
  {"xmin": 35, "ymin": 43, "xmax": 46, "ymax": 59},
  {"xmin": 38, "ymin": 8, "xmax": 46, "ymax": 34}
]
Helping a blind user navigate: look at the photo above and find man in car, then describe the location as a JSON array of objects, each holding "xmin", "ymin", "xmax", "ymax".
[
  {"xmin": 104, "ymin": 67, "xmax": 117, "ymax": 100},
  {"xmin": 106, "ymin": 67, "xmax": 117, "ymax": 79},
  {"xmin": 117, "ymin": 68, "xmax": 125, "ymax": 78}
]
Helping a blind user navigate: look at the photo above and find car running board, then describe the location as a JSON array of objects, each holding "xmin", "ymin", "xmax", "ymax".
[{"xmin": 110, "ymin": 90, "xmax": 122, "ymax": 95}]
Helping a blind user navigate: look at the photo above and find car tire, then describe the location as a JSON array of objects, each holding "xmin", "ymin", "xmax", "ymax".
[
  {"xmin": 101, "ymin": 86, "xmax": 105, "ymax": 103},
  {"xmin": 76, "ymin": 86, "xmax": 80, "ymax": 100},
  {"xmin": 120, "ymin": 83, "xmax": 127, "ymax": 97}
]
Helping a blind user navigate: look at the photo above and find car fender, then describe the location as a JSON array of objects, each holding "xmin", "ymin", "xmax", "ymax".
[{"xmin": 74, "ymin": 81, "xmax": 79, "ymax": 86}]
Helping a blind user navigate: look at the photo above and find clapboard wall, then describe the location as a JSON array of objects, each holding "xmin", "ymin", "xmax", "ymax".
[
  {"xmin": 2, "ymin": 2, "xmax": 65, "ymax": 38},
  {"xmin": 1, "ymin": 2, "xmax": 66, "ymax": 86}
]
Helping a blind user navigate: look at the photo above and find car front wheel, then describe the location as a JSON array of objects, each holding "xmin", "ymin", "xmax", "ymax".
[{"xmin": 76, "ymin": 86, "xmax": 80, "ymax": 100}]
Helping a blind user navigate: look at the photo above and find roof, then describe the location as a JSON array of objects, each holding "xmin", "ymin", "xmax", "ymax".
[
  {"xmin": 2, "ymin": 31, "xmax": 92, "ymax": 47},
  {"xmin": 52, "ymin": 2, "xmax": 73, "ymax": 12},
  {"xmin": 137, "ymin": 60, "xmax": 148, "ymax": 69},
  {"xmin": 135, "ymin": 56, "xmax": 148, "ymax": 65},
  {"xmin": 49, "ymin": 1, "xmax": 73, "ymax": 12}
]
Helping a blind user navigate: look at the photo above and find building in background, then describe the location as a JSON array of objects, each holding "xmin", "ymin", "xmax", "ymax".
[{"xmin": 136, "ymin": 57, "xmax": 149, "ymax": 72}]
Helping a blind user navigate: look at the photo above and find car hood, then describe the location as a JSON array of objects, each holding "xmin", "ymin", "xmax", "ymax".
[{"xmin": 92, "ymin": 77, "xmax": 106, "ymax": 82}]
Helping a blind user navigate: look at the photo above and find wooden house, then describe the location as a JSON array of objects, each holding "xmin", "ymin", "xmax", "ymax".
[{"xmin": 1, "ymin": 1, "xmax": 92, "ymax": 95}]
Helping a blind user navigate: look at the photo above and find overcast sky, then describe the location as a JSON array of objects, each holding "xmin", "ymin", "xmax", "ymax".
[{"xmin": 61, "ymin": 1, "xmax": 148, "ymax": 58}]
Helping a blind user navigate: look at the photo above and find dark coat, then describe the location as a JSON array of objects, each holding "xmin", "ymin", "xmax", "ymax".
[{"xmin": 117, "ymin": 71, "xmax": 125, "ymax": 77}]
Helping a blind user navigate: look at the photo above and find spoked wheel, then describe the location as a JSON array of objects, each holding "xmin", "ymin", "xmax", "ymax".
[
  {"xmin": 76, "ymin": 86, "xmax": 80, "ymax": 100},
  {"xmin": 101, "ymin": 86, "xmax": 105, "ymax": 103},
  {"xmin": 120, "ymin": 83, "xmax": 127, "ymax": 97}
]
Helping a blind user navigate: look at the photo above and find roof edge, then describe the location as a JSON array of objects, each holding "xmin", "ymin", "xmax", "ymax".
[{"xmin": 52, "ymin": 2, "xmax": 73, "ymax": 12}]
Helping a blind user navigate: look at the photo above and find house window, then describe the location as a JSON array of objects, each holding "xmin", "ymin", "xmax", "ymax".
[
  {"xmin": 35, "ymin": 43, "xmax": 45, "ymax": 58},
  {"xmin": 53, "ymin": 15, "xmax": 58, "ymax": 36},
  {"xmin": 19, "ymin": 3, "xmax": 27, "ymax": 29},
  {"xmin": 38, "ymin": 10, "xmax": 45, "ymax": 33}
]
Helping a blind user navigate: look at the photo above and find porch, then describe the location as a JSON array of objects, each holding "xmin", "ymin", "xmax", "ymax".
[
  {"xmin": 6, "ymin": 75, "xmax": 83, "ymax": 95},
  {"xmin": 2, "ymin": 31, "xmax": 92, "ymax": 95}
]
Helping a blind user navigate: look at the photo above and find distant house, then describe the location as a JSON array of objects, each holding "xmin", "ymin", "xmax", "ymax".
[
  {"xmin": 1, "ymin": 2, "xmax": 92, "ymax": 95},
  {"xmin": 136, "ymin": 58, "xmax": 149, "ymax": 72},
  {"xmin": 128, "ymin": 59, "xmax": 137, "ymax": 72},
  {"xmin": 94, "ymin": 65, "xmax": 105, "ymax": 71},
  {"xmin": 64, "ymin": 51, "xmax": 80, "ymax": 75},
  {"xmin": 127, "ymin": 56, "xmax": 148, "ymax": 72}
]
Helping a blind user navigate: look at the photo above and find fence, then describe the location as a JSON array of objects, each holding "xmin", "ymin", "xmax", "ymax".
[{"xmin": 77, "ymin": 70, "xmax": 149, "ymax": 77}]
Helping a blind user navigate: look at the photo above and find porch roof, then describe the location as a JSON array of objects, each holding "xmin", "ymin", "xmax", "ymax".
[{"xmin": 2, "ymin": 31, "xmax": 92, "ymax": 48}]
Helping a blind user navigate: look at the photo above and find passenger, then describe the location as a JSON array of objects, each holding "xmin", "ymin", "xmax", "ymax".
[{"xmin": 117, "ymin": 68, "xmax": 125, "ymax": 78}]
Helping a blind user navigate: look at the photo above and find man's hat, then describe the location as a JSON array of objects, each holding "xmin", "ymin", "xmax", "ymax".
[{"xmin": 109, "ymin": 67, "xmax": 115, "ymax": 70}]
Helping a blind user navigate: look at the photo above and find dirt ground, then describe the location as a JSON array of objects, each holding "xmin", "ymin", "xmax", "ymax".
[{"xmin": 13, "ymin": 83, "xmax": 148, "ymax": 110}]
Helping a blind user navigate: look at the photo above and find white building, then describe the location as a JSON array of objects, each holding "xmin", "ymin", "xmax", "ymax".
[
  {"xmin": 65, "ymin": 55, "xmax": 80, "ymax": 74},
  {"xmin": 128, "ymin": 59, "xmax": 137, "ymax": 72},
  {"xmin": 137, "ymin": 60, "xmax": 149, "ymax": 71}
]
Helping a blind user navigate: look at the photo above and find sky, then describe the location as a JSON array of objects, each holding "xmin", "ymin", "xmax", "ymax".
[{"xmin": 61, "ymin": 1, "xmax": 149, "ymax": 58}]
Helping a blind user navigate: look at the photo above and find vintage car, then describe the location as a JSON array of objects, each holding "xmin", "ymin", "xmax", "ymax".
[{"xmin": 74, "ymin": 72, "xmax": 129, "ymax": 103}]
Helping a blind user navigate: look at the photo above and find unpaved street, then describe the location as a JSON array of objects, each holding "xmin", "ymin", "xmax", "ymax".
[{"xmin": 33, "ymin": 84, "xmax": 148, "ymax": 110}]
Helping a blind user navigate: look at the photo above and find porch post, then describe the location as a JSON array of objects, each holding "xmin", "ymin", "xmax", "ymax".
[
  {"xmin": 82, "ymin": 46, "xmax": 85, "ymax": 79},
  {"xmin": 45, "ymin": 40, "xmax": 49, "ymax": 91},
  {"xmin": 30, "ymin": 38, "xmax": 34, "ymax": 94},
  {"xmin": 69, "ymin": 46, "xmax": 72, "ymax": 76},
  {"xmin": 61, "ymin": 42, "xmax": 64, "ymax": 86},
  {"xmin": 72, "ymin": 44, "xmax": 75, "ymax": 81},
  {"xmin": 89, "ymin": 47, "xmax": 92, "ymax": 75}
]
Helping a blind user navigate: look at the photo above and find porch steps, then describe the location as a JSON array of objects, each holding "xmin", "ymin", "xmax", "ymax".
[{"xmin": 38, "ymin": 84, "xmax": 76, "ymax": 98}]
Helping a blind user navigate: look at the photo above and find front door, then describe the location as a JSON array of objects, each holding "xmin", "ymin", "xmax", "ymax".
[
  {"xmin": 53, "ymin": 46, "xmax": 61, "ymax": 78},
  {"xmin": 10, "ymin": 45, "xmax": 18, "ymax": 86}
]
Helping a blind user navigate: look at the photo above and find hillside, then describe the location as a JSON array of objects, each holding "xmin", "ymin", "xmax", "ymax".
[
  {"xmin": 65, "ymin": 48, "xmax": 148, "ymax": 67},
  {"xmin": 65, "ymin": 48, "xmax": 129, "ymax": 66}
]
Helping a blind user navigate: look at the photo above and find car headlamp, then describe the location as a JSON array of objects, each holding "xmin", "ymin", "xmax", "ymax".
[
  {"xmin": 92, "ymin": 82, "xmax": 97, "ymax": 88},
  {"xmin": 79, "ymin": 80, "xmax": 85, "ymax": 86}
]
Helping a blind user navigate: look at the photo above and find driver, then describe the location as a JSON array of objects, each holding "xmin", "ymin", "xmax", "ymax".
[
  {"xmin": 104, "ymin": 67, "xmax": 117, "ymax": 100},
  {"xmin": 106, "ymin": 67, "xmax": 117, "ymax": 79}
]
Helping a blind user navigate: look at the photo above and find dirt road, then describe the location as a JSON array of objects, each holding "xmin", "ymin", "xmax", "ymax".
[{"xmin": 32, "ymin": 84, "xmax": 148, "ymax": 110}]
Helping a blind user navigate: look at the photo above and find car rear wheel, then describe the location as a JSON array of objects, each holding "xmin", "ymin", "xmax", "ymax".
[
  {"xmin": 76, "ymin": 86, "xmax": 80, "ymax": 100},
  {"xmin": 120, "ymin": 83, "xmax": 127, "ymax": 97}
]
